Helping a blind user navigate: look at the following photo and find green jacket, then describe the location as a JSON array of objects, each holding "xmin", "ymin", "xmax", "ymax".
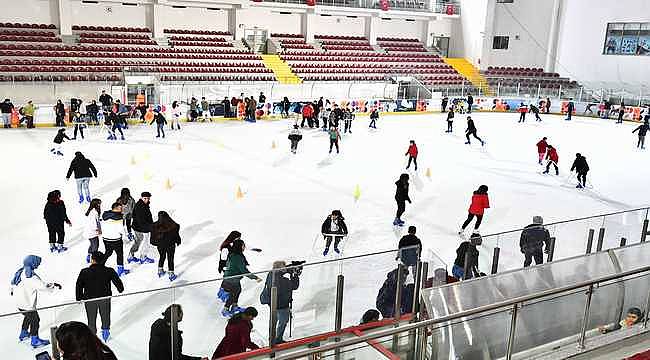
[
  {"xmin": 23, "ymin": 103, "xmax": 34, "ymax": 117},
  {"xmin": 224, "ymin": 253, "xmax": 259, "ymax": 280}
]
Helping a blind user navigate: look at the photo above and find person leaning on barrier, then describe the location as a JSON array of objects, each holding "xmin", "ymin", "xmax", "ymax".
[
  {"xmin": 376, "ymin": 267, "xmax": 414, "ymax": 318},
  {"xmin": 260, "ymin": 261, "xmax": 300, "ymax": 345},
  {"xmin": 452, "ymin": 233, "xmax": 481, "ymax": 280},
  {"xmin": 598, "ymin": 307, "xmax": 644, "ymax": 334},
  {"xmin": 149, "ymin": 304, "xmax": 208, "ymax": 360},
  {"xmin": 212, "ymin": 307, "xmax": 259, "ymax": 358},
  {"xmin": 520, "ymin": 216, "xmax": 551, "ymax": 267},
  {"xmin": 397, "ymin": 226, "xmax": 422, "ymax": 269}
]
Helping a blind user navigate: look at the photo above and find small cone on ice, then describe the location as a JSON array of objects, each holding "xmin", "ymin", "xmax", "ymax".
[
  {"xmin": 236, "ymin": 186, "xmax": 244, "ymax": 199},
  {"xmin": 425, "ymin": 168, "xmax": 432, "ymax": 178},
  {"xmin": 177, "ymin": 143, "xmax": 183, "ymax": 151},
  {"xmin": 165, "ymin": 178, "xmax": 173, "ymax": 190},
  {"xmin": 353, "ymin": 184, "xmax": 361, "ymax": 201},
  {"xmin": 144, "ymin": 171, "xmax": 153, "ymax": 181},
  {"xmin": 271, "ymin": 140, "xmax": 277, "ymax": 149},
  {"xmin": 130, "ymin": 156, "xmax": 136, "ymax": 165}
]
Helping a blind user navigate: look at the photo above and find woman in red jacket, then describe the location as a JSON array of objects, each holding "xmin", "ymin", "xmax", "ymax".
[
  {"xmin": 536, "ymin": 137, "xmax": 548, "ymax": 165},
  {"xmin": 459, "ymin": 185, "xmax": 490, "ymax": 234},
  {"xmin": 212, "ymin": 307, "xmax": 259, "ymax": 358},
  {"xmin": 543, "ymin": 145, "xmax": 559, "ymax": 175},
  {"xmin": 405, "ymin": 140, "xmax": 418, "ymax": 171}
]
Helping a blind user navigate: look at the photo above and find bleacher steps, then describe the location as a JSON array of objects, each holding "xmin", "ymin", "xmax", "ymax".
[{"xmin": 261, "ymin": 54, "xmax": 301, "ymax": 84}]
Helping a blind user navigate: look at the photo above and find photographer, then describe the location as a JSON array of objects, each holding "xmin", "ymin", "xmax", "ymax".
[{"xmin": 260, "ymin": 261, "xmax": 300, "ymax": 345}]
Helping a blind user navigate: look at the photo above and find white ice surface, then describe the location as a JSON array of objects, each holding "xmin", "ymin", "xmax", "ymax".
[{"xmin": 0, "ymin": 112, "xmax": 647, "ymax": 358}]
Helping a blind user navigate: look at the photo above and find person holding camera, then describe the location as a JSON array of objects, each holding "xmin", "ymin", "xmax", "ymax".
[{"xmin": 260, "ymin": 261, "xmax": 300, "ymax": 345}]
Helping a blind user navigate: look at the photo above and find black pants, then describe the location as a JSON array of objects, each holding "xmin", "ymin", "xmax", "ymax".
[
  {"xmin": 220, "ymin": 278, "xmax": 242, "ymax": 310},
  {"xmin": 300, "ymin": 116, "xmax": 310, "ymax": 128},
  {"xmin": 19, "ymin": 309, "xmax": 40, "ymax": 336},
  {"xmin": 103, "ymin": 239, "xmax": 124, "ymax": 266},
  {"xmin": 124, "ymin": 214, "xmax": 133, "ymax": 234},
  {"xmin": 47, "ymin": 223, "xmax": 65, "ymax": 244},
  {"xmin": 534, "ymin": 112, "xmax": 541, "ymax": 121},
  {"xmin": 26, "ymin": 116, "xmax": 34, "ymax": 128},
  {"xmin": 329, "ymin": 139, "xmax": 339, "ymax": 153},
  {"xmin": 519, "ymin": 113, "xmax": 526, "ymax": 122},
  {"xmin": 84, "ymin": 299, "xmax": 111, "ymax": 334},
  {"xmin": 447, "ymin": 121, "xmax": 453, "ymax": 132},
  {"xmin": 406, "ymin": 156, "xmax": 417, "ymax": 170},
  {"xmin": 466, "ymin": 131, "xmax": 483, "ymax": 144},
  {"xmin": 111, "ymin": 124, "xmax": 124, "ymax": 137},
  {"xmin": 324, "ymin": 236, "xmax": 343, "ymax": 251},
  {"xmin": 344, "ymin": 120, "xmax": 352, "ymax": 133},
  {"xmin": 157, "ymin": 245, "xmax": 175, "ymax": 271},
  {"xmin": 545, "ymin": 161, "xmax": 559, "ymax": 175},
  {"xmin": 442, "ymin": 103, "xmax": 447, "ymax": 112},
  {"xmin": 523, "ymin": 250, "xmax": 543, "ymax": 267},
  {"xmin": 461, "ymin": 213, "xmax": 483, "ymax": 230},
  {"xmin": 396, "ymin": 199, "xmax": 406, "ymax": 219},
  {"xmin": 290, "ymin": 139, "xmax": 299, "ymax": 152},
  {"xmin": 88, "ymin": 236, "xmax": 99, "ymax": 254},
  {"xmin": 617, "ymin": 113, "xmax": 624, "ymax": 123},
  {"xmin": 369, "ymin": 119, "xmax": 376, "ymax": 128},
  {"xmin": 73, "ymin": 124, "xmax": 85, "ymax": 139},
  {"xmin": 638, "ymin": 135, "xmax": 646, "ymax": 148},
  {"xmin": 55, "ymin": 114, "xmax": 65, "ymax": 127},
  {"xmin": 577, "ymin": 172, "xmax": 587, "ymax": 187}
]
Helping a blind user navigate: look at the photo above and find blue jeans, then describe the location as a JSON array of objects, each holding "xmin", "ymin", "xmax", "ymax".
[
  {"xmin": 156, "ymin": 123, "xmax": 165, "ymax": 138},
  {"xmin": 1, "ymin": 113, "xmax": 9, "ymax": 127},
  {"xmin": 76, "ymin": 177, "xmax": 91, "ymax": 198},
  {"xmin": 273, "ymin": 308, "xmax": 291, "ymax": 344}
]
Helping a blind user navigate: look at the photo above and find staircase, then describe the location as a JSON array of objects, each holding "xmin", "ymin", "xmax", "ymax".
[
  {"xmin": 443, "ymin": 57, "xmax": 493, "ymax": 95},
  {"xmin": 261, "ymin": 55, "xmax": 302, "ymax": 84}
]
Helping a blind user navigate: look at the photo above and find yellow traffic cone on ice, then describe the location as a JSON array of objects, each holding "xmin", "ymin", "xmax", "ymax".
[
  {"xmin": 165, "ymin": 178, "xmax": 173, "ymax": 190},
  {"xmin": 177, "ymin": 143, "xmax": 183, "ymax": 151},
  {"xmin": 144, "ymin": 171, "xmax": 153, "ymax": 181},
  {"xmin": 425, "ymin": 168, "xmax": 432, "ymax": 179},
  {"xmin": 130, "ymin": 155, "xmax": 136, "ymax": 165},
  {"xmin": 236, "ymin": 186, "xmax": 244, "ymax": 199},
  {"xmin": 353, "ymin": 184, "xmax": 361, "ymax": 201},
  {"xmin": 272, "ymin": 140, "xmax": 277, "ymax": 149}
]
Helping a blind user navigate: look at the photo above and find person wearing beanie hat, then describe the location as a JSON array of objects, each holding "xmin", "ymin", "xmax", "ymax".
[
  {"xmin": 452, "ymin": 233, "xmax": 481, "ymax": 280},
  {"xmin": 520, "ymin": 216, "xmax": 551, "ymax": 267},
  {"xmin": 130, "ymin": 192, "xmax": 155, "ymax": 265},
  {"xmin": 66, "ymin": 151, "xmax": 98, "ymax": 203}
]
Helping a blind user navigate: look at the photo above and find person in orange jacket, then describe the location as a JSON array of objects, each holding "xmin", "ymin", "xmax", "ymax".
[
  {"xmin": 300, "ymin": 103, "xmax": 314, "ymax": 128},
  {"xmin": 405, "ymin": 140, "xmax": 418, "ymax": 171},
  {"xmin": 459, "ymin": 185, "xmax": 490, "ymax": 234},
  {"xmin": 237, "ymin": 100, "xmax": 246, "ymax": 120}
]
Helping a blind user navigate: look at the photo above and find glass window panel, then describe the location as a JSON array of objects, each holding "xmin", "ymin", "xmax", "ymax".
[{"xmin": 624, "ymin": 23, "xmax": 641, "ymax": 30}]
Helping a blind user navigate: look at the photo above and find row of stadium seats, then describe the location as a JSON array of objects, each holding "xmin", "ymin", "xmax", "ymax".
[
  {"xmin": 168, "ymin": 36, "xmax": 229, "ymax": 42},
  {"xmin": 293, "ymin": 68, "xmax": 458, "ymax": 75},
  {"xmin": 322, "ymin": 45, "xmax": 375, "ymax": 51},
  {"xmin": 79, "ymin": 38, "xmax": 157, "ymax": 45},
  {"xmin": 0, "ymin": 35, "xmax": 61, "ymax": 43},
  {"xmin": 320, "ymin": 40, "xmax": 371, "ymax": 46},
  {"xmin": 271, "ymin": 33, "xmax": 304, "ymax": 38},
  {"xmin": 282, "ymin": 44, "xmax": 314, "ymax": 50},
  {"xmin": 0, "ymin": 23, "xmax": 56, "ymax": 29},
  {"xmin": 0, "ymin": 74, "xmax": 120, "ymax": 81},
  {"xmin": 78, "ymin": 33, "xmax": 151, "ymax": 40},
  {"xmin": 0, "ymin": 50, "xmax": 262, "ymax": 60},
  {"xmin": 282, "ymin": 50, "xmax": 439, "ymax": 59},
  {"xmin": 0, "ymin": 59, "xmax": 267, "ymax": 67},
  {"xmin": 160, "ymin": 75, "xmax": 274, "ymax": 82},
  {"xmin": 169, "ymin": 41, "xmax": 234, "ymax": 48},
  {"xmin": 290, "ymin": 63, "xmax": 450, "ymax": 69},
  {"xmin": 314, "ymin": 35, "xmax": 367, "ymax": 40},
  {"xmin": 72, "ymin": 25, "xmax": 149, "ymax": 33},
  {"xmin": 0, "ymin": 29, "xmax": 56, "ymax": 37},
  {"xmin": 376, "ymin": 37, "xmax": 419, "ymax": 42},
  {"xmin": 0, "ymin": 43, "xmax": 254, "ymax": 55},
  {"xmin": 164, "ymin": 29, "xmax": 231, "ymax": 36}
]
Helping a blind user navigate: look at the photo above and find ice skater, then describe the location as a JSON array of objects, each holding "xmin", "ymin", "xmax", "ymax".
[
  {"xmin": 150, "ymin": 211, "xmax": 181, "ymax": 281},
  {"xmin": 107, "ymin": 109, "xmax": 125, "ymax": 141},
  {"xmin": 571, "ymin": 153, "xmax": 590, "ymax": 189},
  {"xmin": 441, "ymin": 96, "xmax": 448, "ymax": 113},
  {"xmin": 536, "ymin": 137, "xmax": 548, "ymax": 165},
  {"xmin": 369, "ymin": 108, "xmax": 379, "ymax": 129},
  {"xmin": 405, "ymin": 140, "xmax": 418, "ymax": 171},
  {"xmin": 101, "ymin": 202, "xmax": 130, "ymax": 276},
  {"xmin": 517, "ymin": 102, "xmax": 527, "ymax": 123},
  {"xmin": 632, "ymin": 120, "xmax": 649, "ymax": 149},
  {"xmin": 84, "ymin": 199, "xmax": 102, "ymax": 264},
  {"xmin": 464, "ymin": 116, "xmax": 484, "ymax": 146},
  {"xmin": 542, "ymin": 145, "xmax": 559, "ymax": 176},
  {"xmin": 71, "ymin": 110, "xmax": 86, "ymax": 140},
  {"xmin": 11, "ymin": 255, "xmax": 61, "ymax": 348},
  {"xmin": 117, "ymin": 188, "xmax": 136, "ymax": 240},
  {"xmin": 288, "ymin": 124, "xmax": 302, "ymax": 154},
  {"xmin": 617, "ymin": 104, "xmax": 625, "ymax": 124},
  {"xmin": 170, "ymin": 101, "xmax": 181, "ymax": 130},
  {"xmin": 459, "ymin": 185, "xmax": 490, "ymax": 235},
  {"xmin": 66, "ymin": 151, "xmax": 98, "ymax": 203},
  {"xmin": 44, "ymin": 190, "xmax": 72, "ymax": 253},
  {"xmin": 219, "ymin": 239, "xmax": 262, "ymax": 317},
  {"xmin": 322, "ymin": 210, "xmax": 348, "ymax": 255},
  {"xmin": 394, "ymin": 174, "xmax": 411, "ymax": 226},
  {"xmin": 300, "ymin": 102, "xmax": 314, "ymax": 128},
  {"xmin": 50, "ymin": 128, "xmax": 70, "ymax": 156},
  {"xmin": 445, "ymin": 108, "xmax": 454, "ymax": 133},
  {"xmin": 529, "ymin": 103, "xmax": 542, "ymax": 121},
  {"xmin": 565, "ymin": 99, "xmax": 575, "ymax": 121},
  {"xmin": 129, "ymin": 192, "xmax": 155, "ymax": 265},
  {"xmin": 343, "ymin": 108, "xmax": 354, "ymax": 134},
  {"xmin": 150, "ymin": 108, "xmax": 167, "ymax": 138},
  {"xmin": 328, "ymin": 126, "xmax": 341, "ymax": 154}
]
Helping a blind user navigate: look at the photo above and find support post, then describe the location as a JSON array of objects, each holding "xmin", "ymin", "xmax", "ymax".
[
  {"xmin": 491, "ymin": 246, "xmax": 500, "ymax": 275},
  {"xmin": 596, "ymin": 227, "xmax": 605, "ymax": 252},
  {"xmin": 462, "ymin": 251, "xmax": 472, "ymax": 280},
  {"xmin": 334, "ymin": 275, "xmax": 344, "ymax": 332},
  {"xmin": 620, "ymin": 237, "xmax": 627, "ymax": 247},
  {"xmin": 641, "ymin": 219, "xmax": 649, "ymax": 243},
  {"xmin": 269, "ymin": 284, "xmax": 278, "ymax": 347},
  {"xmin": 505, "ymin": 304, "xmax": 519, "ymax": 360},
  {"xmin": 586, "ymin": 229, "xmax": 595, "ymax": 254},
  {"xmin": 578, "ymin": 285, "xmax": 594, "ymax": 349},
  {"xmin": 547, "ymin": 237, "xmax": 556, "ymax": 262},
  {"xmin": 392, "ymin": 264, "xmax": 405, "ymax": 352},
  {"xmin": 50, "ymin": 326, "xmax": 60, "ymax": 359},
  {"xmin": 171, "ymin": 304, "xmax": 180, "ymax": 359},
  {"xmin": 412, "ymin": 260, "xmax": 423, "ymax": 317}
]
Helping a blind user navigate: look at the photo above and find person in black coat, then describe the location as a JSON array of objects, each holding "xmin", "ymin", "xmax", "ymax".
[
  {"xmin": 570, "ymin": 153, "xmax": 590, "ymax": 188},
  {"xmin": 394, "ymin": 173, "xmax": 411, "ymax": 226},
  {"xmin": 150, "ymin": 109, "xmax": 167, "ymax": 138},
  {"xmin": 633, "ymin": 120, "xmax": 649, "ymax": 149},
  {"xmin": 222, "ymin": 97, "xmax": 232, "ymax": 118},
  {"xmin": 66, "ymin": 151, "xmax": 98, "ymax": 203},
  {"xmin": 44, "ymin": 190, "xmax": 71, "ymax": 253},
  {"xmin": 260, "ymin": 261, "xmax": 300, "ymax": 345},
  {"xmin": 282, "ymin": 97, "xmax": 290, "ymax": 118},
  {"xmin": 376, "ymin": 267, "xmax": 413, "ymax": 318},
  {"xmin": 441, "ymin": 96, "xmax": 448, "ymax": 113},
  {"xmin": 321, "ymin": 210, "xmax": 348, "ymax": 255},
  {"xmin": 129, "ymin": 192, "xmax": 154, "ymax": 264},
  {"xmin": 54, "ymin": 99, "xmax": 65, "ymax": 127},
  {"xmin": 520, "ymin": 216, "xmax": 551, "ymax": 267},
  {"xmin": 398, "ymin": 226, "xmax": 421, "ymax": 268},
  {"xmin": 617, "ymin": 102, "xmax": 625, "ymax": 124},
  {"xmin": 446, "ymin": 108, "xmax": 454, "ymax": 132},
  {"xmin": 565, "ymin": 98, "xmax": 575, "ymax": 120},
  {"xmin": 369, "ymin": 108, "xmax": 379, "ymax": 129},
  {"xmin": 467, "ymin": 94, "xmax": 474, "ymax": 114},
  {"xmin": 75, "ymin": 251, "xmax": 124, "ymax": 340},
  {"xmin": 529, "ymin": 104, "xmax": 542, "ymax": 121},
  {"xmin": 150, "ymin": 211, "xmax": 181, "ymax": 281},
  {"xmin": 50, "ymin": 128, "xmax": 70, "ymax": 156},
  {"xmin": 464, "ymin": 116, "xmax": 484, "ymax": 145},
  {"xmin": 99, "ymin": 90, "xmax": 113, "ymax": 111},
  {"xmin": 149, "ymin": 304, "xmax": 205, "ymax": 360},
  {"xmin": 452, "ymin": 233, "xmax": 481, "ymax": 280},
  {"xmin": 86, "ymin": 100, "xmax": 100, "ymax": 125}
]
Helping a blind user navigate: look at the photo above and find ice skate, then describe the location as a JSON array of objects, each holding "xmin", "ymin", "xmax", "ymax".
[
  {"xmin": 78, "ymin": 195, "xmax": 84, "ymax": 204},
  {"xmin": 158, "ymin": 268, "xmax": 166, "ymax": 278},
  {"xmin": 30, "ymin": 336, "xmax": 50, "ymax": 349},
  {"xmin": 19, "ymin": 330, "xmax": 29, "ymax": 342},
  {"xmin": 117, "ymin": 265, "xmax": 130, "ymax": 276},
  {"xmin": 169, "ymin": 272, "xmax": 178, "ymax": 281},
  {"xmin": 140, "ymin": 256, "xmax": 155, "ymax": 264},
  {"xmin": 127, "ymin": 255, "xmax": 139, "ymax": 264},
  {"xmin": 101, "ymin": 329, "xmax": 110, "ymax": 342}
]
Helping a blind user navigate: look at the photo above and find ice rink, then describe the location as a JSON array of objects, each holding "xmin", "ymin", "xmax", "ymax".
[{"xmin": 0, "ymin": 111, "xmax": 647, "ymax": 358}]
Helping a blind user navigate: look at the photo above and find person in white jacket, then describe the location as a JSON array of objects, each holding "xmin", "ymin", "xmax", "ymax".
[
  {"xmin": 101, "ymin": 202, "xmax": 130, "ymax": 276},
  {"xmin": 170, "ymin": 101, "xmax": 181, "ymax": 130},
  {"xmin": 84, "ymin": 199, "xmax": 102, "ymax": 264},
  {"xmin": 11, "ymin": 255, "xmax": 61, "ymax": 348}
]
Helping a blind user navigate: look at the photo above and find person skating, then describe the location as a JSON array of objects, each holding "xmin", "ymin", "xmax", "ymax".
[
  {"xmin": 75, "ymin": 251, "xmax": 124, "ymax": 342},
  {"xmin": 545, "ymin": 97, "xmax": 551, "ymax": 114},
  {"xmin": 1, "ymin": 98, "xmax": 14, "ymax": 128},
  {"xmin": 117, "ymin": 188, "xmax": 136, "ymax": 241},
  {"xmin": 44, "ymin": 190, "xmax": 72, "ymax": 253},
  {"xmin": 300, "ymin": 102, "xmax": 314, "ymax": 128},
  {"xmin": 282, "ymin": 97, "xmax": 290, "ymax": 118},
  {"xmin": 397, "ymin": 226, "xmax": 421, "ymax": 269},
  {"xmin": 543, "ymin": 145, "xmax": 559, "ymax": 175},
  {"xmin": 466, "ymin": 94, "xmax": 474, "ymax": 114},
  {"xmin": 188, "ymin": 97, "xmax": 199, "ymax": 122},
  {"xmin": 129, "ymin": 191, "xmax": 155, "ymax": 265},
  {"xmin": 23, "ymin": 100, "xmax": 35, "ymax": 128},
  {"xmin": 170, "ymin": 101, "xmax": 181, "ymax": 130},
  {"xmin": 328, "ymin": 126, "xmax": 341, "ymax": 154},
  {"xmin": 99, "ymin": 90, "xmax": 113, "ymax": 112},
  {"xmin": 459, "ymin": 185, "xmax": 490, "ymax": 234},
  {"xmin": 87, "ymin": 100, "xmax": 100, "ymax": 125},
  {"xmin": 331, "ymin": 104, "xmax": 344, "ymax": 129},
  {"xmin": 66, "ymin": 151, "xmax": 98, "ymax": 203},
  {"xmin": 536, "ymin": 137, "xmax": 548, "ymax": 165},
  {"xmin": 216, "ymin": 231, "xmax": 242, "ymax": 302},
  {"xmin": 464, "ymin": 116, "xmax": 484, "ymax": 146},
  {"xmin": 212, "ymin": 307, "xmax": 259, "ymax": 358},
  {"xmin": 11, "ymin": 255, "xmax": 61, "ymax": 348},
  {"xmin": 50, "ymin": 128, "xmax": 70, "ymax": 156},
  {"xmin": 101, "ymin": 202, "xmax": 130, "ymax": 276},
  {"xmin": 617, "ymin": 103, "xmax": 625, "ymax": 124},
  {"xmin": 84, "ymin": 199, "xmax": 102, "ymax": 263},
  {"xmin": 150, "ymin": 108, "xmax": 167, "ymax": 138},
  {"xmin": 394, "ymin": 174, "xmax": 411, "ymax": 226},
  {"xmin": 517, "ymin": 102, "xmax": 527, "ymax": 123},
  {"xmin": 149, "ymin": 304, "xmax": 208, "ymax": 360},
  {"xmin": 288, "ymin": 124, "xmax": 302, "ymax": 154},
  {"xmin": 201, "ymin": 97, "xmax": 211, "ymax": 122},
  {"xmin": 106, "ymin": 108, "xmax": 124, "ymax": 141},
  {"xmin": 322, "ymin": 210, "xmax": 348, "ymax": 255},
  {"xmin": 452, "ymin": 233, "xmax": 481, "ymax": 280},
  {"xmin": 529, "ymin": 103, "xmax": 542, "ymax": 121},
  {"xmin": 565, "ymin": 98, "xmax": 575, "ymax": 121},
  {"xmin": 446, "ymin": 108, "xmax": 454, "ymax": 132},
  {"xmin": 54, "ymin": 99, "xmax": 65, "ymax": 127},
  {"xmin": 219, "ymin": 240, "xmax": 262, "ymax": 317},
  {"xmin": 405, "ymin": 140, "xmax": 418, "ymax": 171},
  {"xmin": 71, "ymin": 105, "xmax": 86, "ymax": 140},
  {"xmin": 441, "ymin": 96, "xmax": 448, "ymax": 113},
  {"xmin": 343, "ymin": 108, "xmax": 354, "ymax": 133},
  {"xmin": 520, "ymin": 216, "xmax": 550, "ymax": 267},
  {"xmin": 571, "ymin": 153, "xmax": 590, "ymax": 189},
  {"xmin": 222, "ymin": 97, "xmax": 232, "ymax": 118},
  {"xmin": 369, "ymin": 108, "xmax": 379, "ymax": 129},
  {"xmin": 632, "ymin": 120, "xmax": 649, "ymax": 149},
  {"xmin": 150, "ymin": 211, "xmax": 181, "ymax": 281}
]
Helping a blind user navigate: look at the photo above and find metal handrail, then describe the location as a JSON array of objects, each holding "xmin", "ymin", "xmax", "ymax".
[{"xmin": 274, "ymin": 264, "xmax": 650, "ymax": 359}]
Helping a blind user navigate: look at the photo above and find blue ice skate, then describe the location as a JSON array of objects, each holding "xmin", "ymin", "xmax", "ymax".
[
  {"xmin": 217, "ymin": 288, "xmax": 230, "ymax": 303},
  {"xmin": 117, "ymin": 265, "xmax": 130, "ymax": 276},
  {"xmin": 101, "ymin": 329, "xmax": 110, "ymax": 342},
  {"xmin": 19, "ymin": 330, "xmax": 29, "ymax": 342},
  {"xmin": 31, "ymin": 336, "xmax": 50, "ymax": 349}
]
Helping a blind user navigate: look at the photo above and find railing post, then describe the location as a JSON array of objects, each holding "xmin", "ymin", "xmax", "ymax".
[
  {"xmin": 171, "ymin": 304, "xmax": 179, "ymax": 360},
  {"xmin": 412, "ymin": 260, "xmax": 423, "ymax": 317},
  {"xmin": 641, "ymin": 219, "xmax": 649, "ymax": 243},
  {"xmin": 547, "ymin": 237, "xmax": 556, "ymax": 262},
  {"xmin": 392, "ymin": 263, "xmax": 405, "ymax": 352},
  {"xmin": 462, "ymin": 251, "xmax": 472, "ymax": 280},
  {"xmin": 269, "ymin": 271, "xmax": 278, "ymax": 347},
  {"xmin": 620, "ymin": 237, "xmax": 627, "ymax": 247},
  {"xmin": 414, "ymin": 262, "xmax": 429, "ymax": 360},
  {"xmin": 491, "ymin": 246, "xmax": 500, "ymax": 275},
  {"xmin": 505, "ymin": 303, "xmax": 519, "ymax": 360},
  {"xmin": 497, "ymin": 82, "xmax": 501, "ymax": 97},
  {"xmin": 50, "ymin": 326, "xmax": 60, "ymax": 359},
  {"xmin": 516, "ymin": 83, "xmax": 520, "ymax": 97},
  {"xmin": 578, "ymin": 285, "xmax": 594, "ymax": 349},
  {"xmin": 586, "ymin": 229, "xmax": 595, "ymax": 254},
  {"xmin": 334, "ymin": 274, "xmax": 344, "ymax": 359},
  {"xmin": 596, "ymin": 227, "xmax": 605, "ymax": 252},
  {"xmin": 537, "ymin": 83, "xmax": 541, "ymax": 99}
]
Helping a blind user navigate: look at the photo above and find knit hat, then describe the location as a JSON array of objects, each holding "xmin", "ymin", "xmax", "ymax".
[
  {"xmin": 141, "ymin": 191, "xmax": 152, "ymax": 197},
  {"xmin": 533, "ymin": 216, "xmax": 543, "ymax": 225}
]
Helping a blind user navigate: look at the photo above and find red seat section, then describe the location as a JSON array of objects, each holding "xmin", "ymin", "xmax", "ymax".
[{"xmin": 483, "ymin": 66, "xmax": 579, "ymax": 90}]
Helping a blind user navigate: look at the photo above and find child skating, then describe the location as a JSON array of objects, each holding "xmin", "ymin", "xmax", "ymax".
[
  {"xmin": 459, "ymin": 185, "xmax": 490, "ymax": 236},
  {"xmin": 328, "ymin": 126, "xmax": 341, "ymax": 154},
  {"xmin": 394, "ymin": 174, "xmax": 411, "ymax": 226},
  {"xmin": 536, "ymin": 137, "xmax": 548, "ymax": 164},
  {"xmin": 446, "ymin": 108, "xmax": 454, "ymax": 133},
  {"xmin": 405, "ymin": 140, "xmax": 418, "ymax": 171},
  {"xmin": 150, "ymin": 108, "xmax": 167, "ymax": 138},
  {"xmin": 321, "ymin": 210, "xmax": 348, "ymax": 255},
  {"xmin": 543, "ymin": 145, "xmax": 559, "ymax": 175},
  {"xmin": 288, "ymin": 124, "xmax": 302, "ymax": 154}
]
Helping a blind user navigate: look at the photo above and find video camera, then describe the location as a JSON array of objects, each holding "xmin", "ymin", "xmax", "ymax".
[{"xmin": 286, "ymin": 260, "xmax": 306, "ymax": 277}]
